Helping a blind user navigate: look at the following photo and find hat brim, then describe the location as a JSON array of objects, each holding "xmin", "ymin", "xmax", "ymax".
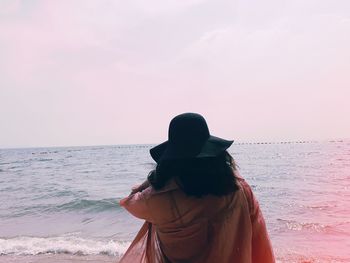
[{"xmin": 150, "ymin": 136, "xmax": 233, "ymax": 163}]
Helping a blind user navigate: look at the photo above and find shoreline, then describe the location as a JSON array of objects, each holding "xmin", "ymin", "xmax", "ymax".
[{"xmin": 0, "ymin": 255, "xmax": 119, "ymax": 263}]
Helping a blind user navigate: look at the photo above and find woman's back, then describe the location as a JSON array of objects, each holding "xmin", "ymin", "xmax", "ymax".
[
  {"xmin": 150, "ymin": 174, "xmax": 252, "ymax": 263},
  {"xmin": 120, "ymin": 171, "xmax": 274, "ymax": 263}
]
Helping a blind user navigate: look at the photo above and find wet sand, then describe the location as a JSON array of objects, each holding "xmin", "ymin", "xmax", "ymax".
[{"xmin": 0, "ymin": 255, "xmax": 119, "ymax": 263}]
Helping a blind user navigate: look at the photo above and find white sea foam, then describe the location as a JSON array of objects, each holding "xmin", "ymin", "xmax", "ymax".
[{"xmin": 0, "ymin": 236, "xmax": 130, "ymax": 256}]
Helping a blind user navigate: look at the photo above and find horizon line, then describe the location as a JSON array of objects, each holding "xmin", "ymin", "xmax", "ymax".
[{"xmin": 0, "ymin": 138, "xmax": 348, "ymax": 150}]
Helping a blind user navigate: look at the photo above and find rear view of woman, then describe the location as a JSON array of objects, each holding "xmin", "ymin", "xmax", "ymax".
[{"xmin": 119, "ymin": 113, "xmax": 275, "ymax": 263}]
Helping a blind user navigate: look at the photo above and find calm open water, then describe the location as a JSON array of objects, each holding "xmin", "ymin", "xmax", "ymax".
[{"xmin": 0, "ymin": 141, "xmax": 349, "ymax": 262}]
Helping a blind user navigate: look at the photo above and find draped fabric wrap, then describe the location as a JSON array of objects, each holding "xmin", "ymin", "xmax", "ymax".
[{"xmin": 119, "ymin": 171, "xmax": 275, "ymax": 263}]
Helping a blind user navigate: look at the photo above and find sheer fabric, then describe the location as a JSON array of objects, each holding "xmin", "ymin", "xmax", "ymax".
[{"xmin": 119, "ymin": 171, "xmax": 275, "ymax": 263}]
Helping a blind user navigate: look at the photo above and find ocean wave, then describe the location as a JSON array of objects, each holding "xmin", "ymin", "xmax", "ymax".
[
  {"xmin": 277, "ymin": 218, "xmax": 334, "ymax": 233},
  {"xmin": 2, "ymin": 198, "xmax": 123, "ymax": 218},
  {"xmin": 37, "ymin": 158, "xmax": 53, "ymax": 162},
  {"xmin": 0, "ymin": 236, "xmax": 129, "ymax": 256},
  {"xmin": 56, "ymin": 198, "xmax": 121, "ymax": 213}
]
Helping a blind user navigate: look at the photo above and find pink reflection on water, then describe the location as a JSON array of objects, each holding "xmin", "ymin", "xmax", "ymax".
[{"xmin": 271, "ymin": 141, "xmax": 350, "ymax": 262}]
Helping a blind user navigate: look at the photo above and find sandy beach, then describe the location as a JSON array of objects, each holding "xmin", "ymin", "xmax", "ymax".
[{"xmin": 0, "ymin": 255, "xmax": 118, "ymax": 263}]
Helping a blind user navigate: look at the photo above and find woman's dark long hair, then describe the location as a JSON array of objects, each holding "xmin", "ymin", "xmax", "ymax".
[{"xmin": 148, "ymin": 151, "xmax": 238, "ymax": 197}]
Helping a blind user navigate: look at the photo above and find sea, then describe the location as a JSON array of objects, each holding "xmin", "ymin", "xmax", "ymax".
[{"xmin": 0, "ymin": 140, "xmax": 349, "ymax": 263}]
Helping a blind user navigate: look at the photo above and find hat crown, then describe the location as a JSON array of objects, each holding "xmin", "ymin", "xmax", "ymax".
[
  {"xmin": 168, "ymin": 113, "xmax": 210, "ymax": 146},
  {"xmin": 149, "ymin": 112, "xmax": 233, "ymax": 162}
]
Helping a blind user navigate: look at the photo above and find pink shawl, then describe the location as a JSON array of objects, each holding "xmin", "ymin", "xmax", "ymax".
[{"xmin": 119, "ymin": 172, "xmax": 275, "ymax": 263}]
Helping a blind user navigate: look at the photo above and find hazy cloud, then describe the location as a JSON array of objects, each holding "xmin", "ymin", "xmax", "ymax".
[{"xmin": 1, "ymin": 0, "xmax": 349, "ymax": 147}]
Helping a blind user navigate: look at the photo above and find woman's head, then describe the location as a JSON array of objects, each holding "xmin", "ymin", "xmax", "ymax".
[
  {"xmin": 148, "ymin": 113, "xmax": 238, "ymax": 197},
  {"xmin": 148, "ymin": 151, "xmax": 238, "ymax": 197}
]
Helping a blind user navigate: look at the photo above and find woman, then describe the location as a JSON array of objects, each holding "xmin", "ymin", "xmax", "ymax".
[{"xmin": 119, "ymin": 113, "xmax": 275, "ymax": 263}]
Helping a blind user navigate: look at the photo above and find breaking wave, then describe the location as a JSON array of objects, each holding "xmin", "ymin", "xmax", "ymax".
[{"xmin": 0, "ymin": 236, "xmax": 130, "ymax": 256}]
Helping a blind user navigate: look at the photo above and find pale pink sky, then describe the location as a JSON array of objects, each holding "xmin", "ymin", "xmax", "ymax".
[{"xmin": 1, "ymin": 0, "xmax": 349, "ymax": 148}]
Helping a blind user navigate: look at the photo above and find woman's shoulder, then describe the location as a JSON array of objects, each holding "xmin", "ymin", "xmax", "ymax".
[
  {"xmin": 232, "ymin": 170, "xmax": 259, "ymax": 217},
  {"xmin": 233, "ymin": 170, "xmax": 251, "ymax": 191}
]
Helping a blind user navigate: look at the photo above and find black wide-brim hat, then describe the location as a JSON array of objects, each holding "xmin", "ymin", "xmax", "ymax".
[{"xmin": 150, "ymin": 113, "xmax": 233, "ymax": 163}]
